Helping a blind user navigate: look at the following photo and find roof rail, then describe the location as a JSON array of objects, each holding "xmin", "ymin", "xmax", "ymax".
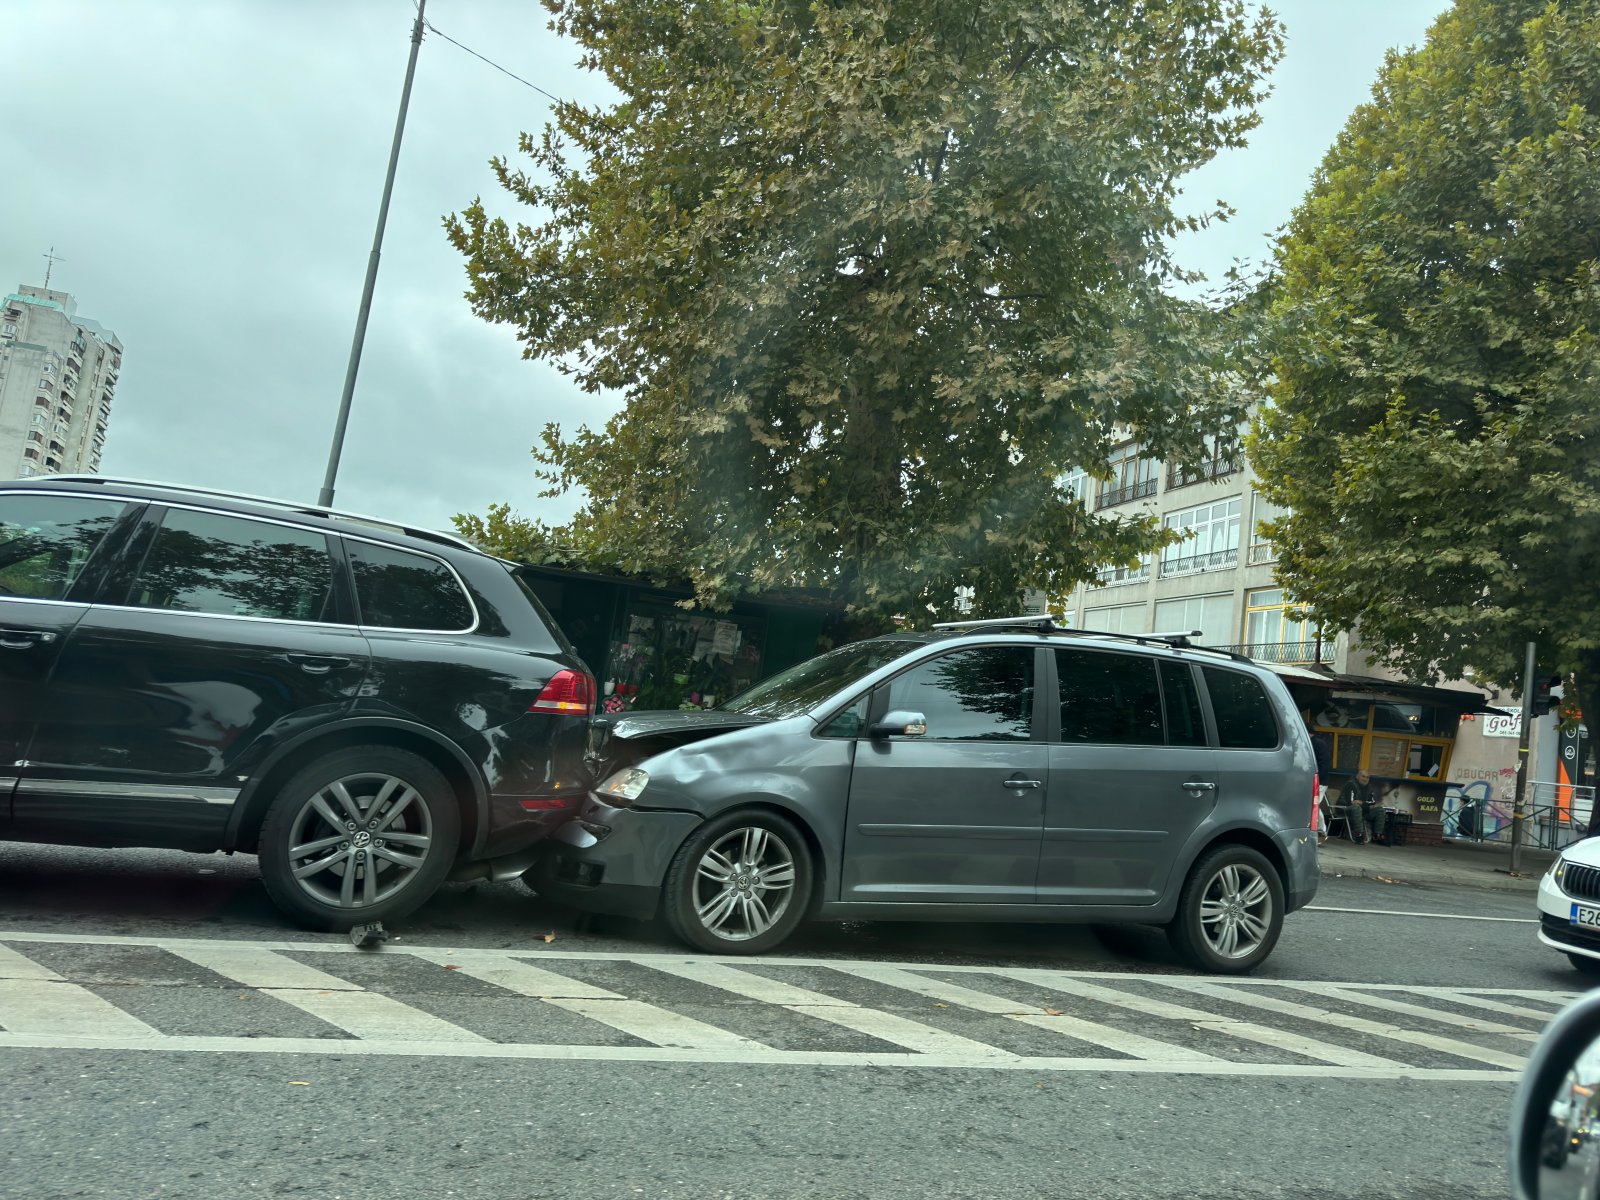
[
  {"xmin": 47, "ymin": 475, "xmax": 478, "ymax": 552},
  {"xmin": 929, "ymin": 614, "xmax": 1254, "ymax": 663}
]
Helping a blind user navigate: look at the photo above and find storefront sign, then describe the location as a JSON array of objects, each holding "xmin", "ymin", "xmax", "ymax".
[{"xmin": 1482, "ymin": 708, "xmax": 1522, "ymax": 738}]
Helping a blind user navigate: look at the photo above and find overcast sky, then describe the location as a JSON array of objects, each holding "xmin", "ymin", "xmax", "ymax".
[{"xmin": 1, "ymin": 0, "xmax": 1447, "ymax": 534}]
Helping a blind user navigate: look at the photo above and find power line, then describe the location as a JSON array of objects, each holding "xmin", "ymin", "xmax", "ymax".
[{"xmin": 422, "ymin": 18, "xmax": 570, "ymax": 108}]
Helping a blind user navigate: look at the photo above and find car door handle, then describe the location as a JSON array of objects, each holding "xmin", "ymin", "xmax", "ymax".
[
  {"xmin": 0, "ymin": 628, "xmax": 57, "ymax": 650},
  {"xmin": 286, "ymin": 652, "xmax": 352, "ymax": 674},
  {"xmin": 1002, "ymin": 779, "xmax": 1043, "ymax": 790},
  {"xmin": 1181, "ymin": 780, "xmax": 1218, "ymax": 792}
]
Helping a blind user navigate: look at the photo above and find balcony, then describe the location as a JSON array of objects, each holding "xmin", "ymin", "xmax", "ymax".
[
  {"xmin": 66, "ymin": 356, "xmax": 82, "ymax": 375},
  {"xmin": 1159, "ymin": 547, "xmax": 1239, "ymax": 577},
  {"xmin": 1094, "ymin": 478, "xmax": 1158, "ymax": 510},
  {"xmin": 1166, "ymin": 458, "xmax": 1241, "ymax": 491},
  {"xmin": 1094, "ymin": 561, "xmax": 1151, "ymax": 587},
  {"xmin": 1247, "ymin": 542, "xmax": 1277, "ymax": 565},
  {"xmin": 1214, "ymin": 639, "xmax": 1335, "ymax": 666}
]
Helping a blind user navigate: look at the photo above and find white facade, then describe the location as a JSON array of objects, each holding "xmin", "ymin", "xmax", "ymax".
[
  {"xmin": 0, "ymin": 284, "xmax": 121, "ymax": 479},
  {"xmin": 1060, "ymin": 438, "xmax": 1348, "ymax": 669}
]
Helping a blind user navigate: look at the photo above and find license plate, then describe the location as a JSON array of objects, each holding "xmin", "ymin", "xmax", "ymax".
[{"xmin": 1572, "ymin": 904, "xmax": 1600, "ymax": 928}]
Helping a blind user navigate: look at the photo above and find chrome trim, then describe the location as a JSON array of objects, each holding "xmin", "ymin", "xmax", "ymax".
[
  {"xmin": 0, "ymin": 776, "xmax": 16, "ymax": 791},
  {"xmin": 15, "ymin": 779, "xmax": 240, "ymax": 805}
]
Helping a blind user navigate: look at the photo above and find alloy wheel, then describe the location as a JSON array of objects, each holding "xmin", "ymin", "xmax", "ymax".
[
  {"xmin": 692, "ymin": 825, "xmax": 797, "ymax": 942},
  {"xmin": 1198, "ymin": 862, "xmax": 1273, "ymax": 959},
  {"xmin": 284, "ymin": 772, "xmax": 434, "ymax": 910}
]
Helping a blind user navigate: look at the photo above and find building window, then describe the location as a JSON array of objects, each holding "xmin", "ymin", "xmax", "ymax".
[
  {"xmin": 1166, "ymin": 434, "xmax": 1241, "ymax": 490},
  {"xmin": 1095, "ymin": 443, "xmax": 1158, "ymax": 509},
  {"xmin": 18, "ymin": 465, "xmax": 37, "ymax": 477},
  {"xmin": 1234, "ymin": 587, "xmax": 1329, "ymax": 664},
  {"xmin": 1250, "ymin": 493, "xmax": 1288, "ymax": 564},
  {"xmin": 42, "ymin": 362, "xmax": 55, "ymax": 376},
  {"xmin": 31, "ymin": 411, "xmax": 46, "ymax": 426},
  {"xmin": 1153, "ymin": 593, "xmax": 1234, "ymax": 642},
  {"xmin": 27, "ymin": 430, "xmax": 43, "ymax": 444},
  {"xmin": 1311, "ymin": 698, "xmax": 1455, "ymax": 785},
  {"xmin": 1160, "ymin": 497, "xmax": 1241, "ymax": 576},
  {"xmin": 1, "ymin": 323, "xmax": 14, "ymax": 335},
  {"xmin": 1082, "ymin": 602, "xmax": 1145, "ymax": 635},
  {"xmin": 23, "ymin": 448, "xmax": 40, "ymax": 461},
  {"xmin": 1059, "ymin": 467, "xmax": 1091, "ymax": 503}
]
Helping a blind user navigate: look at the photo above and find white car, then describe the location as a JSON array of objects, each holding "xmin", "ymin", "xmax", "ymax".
[{"xmin": 1539, "ymin": 838, "xmax": 1600, "ymax": 976}]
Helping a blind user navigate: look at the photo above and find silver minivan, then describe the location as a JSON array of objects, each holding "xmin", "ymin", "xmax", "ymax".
[{"xmin": 535, "ymin": 619, "xmax": 1320, "ymax": 973}]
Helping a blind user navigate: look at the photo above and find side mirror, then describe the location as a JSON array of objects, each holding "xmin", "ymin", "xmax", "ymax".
[
  {"xmin": 1512, "ymin": 993, "xmax": 1600, "ymax": 1198},
  {"xmin": 868, "ymin": 710, "xmax": 928, "ymax": 739}
]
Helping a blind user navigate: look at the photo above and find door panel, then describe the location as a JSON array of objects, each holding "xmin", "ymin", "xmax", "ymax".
[
  {"xmin": 13, "ymin": 506, "xmax": 370, "ymax": 847},
  {"xmin": 1039, "ymin": 652, "xmax": 1217, "ymax": 905},
  {"xmin": 842, "ymin": 646, "xmax": 1045, "ymax": 904},
  {"xmin": 0, "ymin": 491, "xmax": 133, "ymax": 825}
]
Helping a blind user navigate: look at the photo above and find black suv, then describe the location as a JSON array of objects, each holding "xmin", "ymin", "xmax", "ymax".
[{"xmin": 0, "ymin": 477, "xmax": 595, "ymax": 928}]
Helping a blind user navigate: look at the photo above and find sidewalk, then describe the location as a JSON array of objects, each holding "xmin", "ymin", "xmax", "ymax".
[{"xmin": 1316, "ymin": 834, "xmax": 1558, "ymax": 894}]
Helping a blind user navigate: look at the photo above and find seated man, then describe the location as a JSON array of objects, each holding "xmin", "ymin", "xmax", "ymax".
[{"xmin": 1338, "ymin": 769, "xmax": 1386, "ymax": 844}]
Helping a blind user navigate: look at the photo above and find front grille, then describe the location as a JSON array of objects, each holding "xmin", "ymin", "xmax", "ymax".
[
  {"xmin": 1544, "ymin": 914, "xmax": 1600, "ymax": 949},
  {"xmin": 1565, "ymin": 862, "xmax": 1600, "ymax": 901}
]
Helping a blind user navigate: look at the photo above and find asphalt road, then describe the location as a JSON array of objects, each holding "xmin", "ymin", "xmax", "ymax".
[{"xmin": 0, "ymin": 841, "xmax": 1573, "ymax": 1200}]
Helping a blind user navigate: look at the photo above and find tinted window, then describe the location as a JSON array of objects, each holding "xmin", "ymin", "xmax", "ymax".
[
  {"xmin": 0, "ymin": 493, "xmax": 126, "ymax": 600},
  {"xmin": 130, "ymin": 508, "xmax": 335, "ymax": 622},
  {"xmin": 1161, "ymin": 661, "xmax": 1208, "ymax": 747},
  {"xmin": 1055, "ymin": 648, "xmax": 1162, "ymax": 745},
  {"xmin": 817, "ymin": 694, "xmax": 868, "ymax": 738},
  {"xmin": 885, "ymin": 647, "xmax": 1034, "ymax": 742},
  {"xmin": 1202, "ymin": 667, "xmax": 1280, "ymax": 749},
  {"xmin": 348, "ymin": 541, "xmax": 473, "ymax": 631}
]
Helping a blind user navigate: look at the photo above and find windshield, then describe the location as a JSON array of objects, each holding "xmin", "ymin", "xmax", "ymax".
[{"xmin": 717, "ymin": 638, "xmax": 922, "ymax": 719}]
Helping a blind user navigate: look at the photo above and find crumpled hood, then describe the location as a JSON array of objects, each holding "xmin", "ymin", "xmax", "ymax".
[{"xmin": 600, "ymin": 710, "xmax": 771, "ymax": 741}]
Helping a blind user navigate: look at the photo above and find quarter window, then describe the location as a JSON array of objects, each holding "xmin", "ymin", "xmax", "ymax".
[
  {"xmin": 1202, "ymin": 667, "xmax": 1279, "ymax": 749},
  {"xmin": 1055, "ymin": 649, "xmax": 1162, "ymax": 745},
  {"xmin": 347, "ymin": 541, "xmax": 473, "ymax": 631},
  {"xmin": 884, "ymin": 647, "xmax": 1035, "ymax": 742},
  {"xmin": 0, "ymin": 493, "xmax": 127, "ymax": 600},
  {"xmin": 129, "ymin": 508, "xmax": 336, "ymax": 622}
]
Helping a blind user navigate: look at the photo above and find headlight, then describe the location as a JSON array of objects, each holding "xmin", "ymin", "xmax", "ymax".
[
  {"xmin": 1552, "ymin": 860, "xmax": 1567, "ymax": 883},
  {"xmin": 596, "ymin": 767, "xmax": 649, "ymax": 803}
]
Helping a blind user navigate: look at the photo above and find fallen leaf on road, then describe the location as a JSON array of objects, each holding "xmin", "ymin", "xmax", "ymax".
[
  {"xmin": 443, "ymin": 964, "xmax": 460, "ymax": 971},
  {"xmin": 1041, "ymin": 1007, "xmax": 1063, "ymax": 1017},
  {"xmin": 288, "ymin": 1081, "xmax": 310, "ymax": 1087},
  {"xmin": 932, "ymin": 1003, "xmax": 948, "ymax": 1008},
  {"xmin": 543, "ymin": 932, "xmax": 556, "ymax": 944},
  {"xmin": 1372, "ymin": 875, "xmax": 1397, "ymax": 884}
]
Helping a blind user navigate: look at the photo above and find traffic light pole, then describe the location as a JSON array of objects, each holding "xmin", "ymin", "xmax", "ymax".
[{"xmin": 1511, "ymin": 639, "xmax": 1537, "ymax": 875}]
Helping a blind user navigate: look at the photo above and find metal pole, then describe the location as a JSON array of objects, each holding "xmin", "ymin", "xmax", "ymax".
[
  {"xmin": 318, "ymin": 0, "xmax": 427, "ymax": 509},
  {"xmin": 1512, "ymin": 639, "xmax": 1537, "ymax": 875}
]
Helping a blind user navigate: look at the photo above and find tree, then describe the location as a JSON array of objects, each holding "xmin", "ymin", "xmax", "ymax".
[
  {"xmin": 450, "ymin": 0, "xmax": 1283, "ymax": 628},
  {"xmin": 1251, "ymin": 0, "xmax": 1600, "ymax": 721}
]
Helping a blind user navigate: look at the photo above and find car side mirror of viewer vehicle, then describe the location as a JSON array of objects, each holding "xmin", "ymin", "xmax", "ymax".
[
  {"xmin": 868, "ymin": 710, "xmax": 928, "ymax": 739},
  {"xmin": 1513, "ymin": 992, "xmax": 1600, "ymax": 1198}
]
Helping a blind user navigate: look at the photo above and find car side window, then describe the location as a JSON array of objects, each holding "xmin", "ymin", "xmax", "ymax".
[
  {"xmin": 1202, "ymin": 667, "xmax": 1280, "ymax": 749},
  {"xmin": 1055, "ymin": 648, "xmax": 1163, "ymax": 745},
  {"xmin": 884, "ymin": 647, "xmax": 1034, "ymax": 742},
  {"xmin": 128, "ymin": 508, "xmax": 336, "ymax": 622},
  {"xmin": 1160, "ymin": 661, "xmax": 1208, "ymax": 747},
  {"xmin": 347, "ymin": 540, "xmax": 473, "ymax": 631},
  {"xmin": 0, "ymin": 493, "xmax": 127, "ymax": 600},
  {"xmin": 817, "ymin": 694, "xmax": 868, "ymax": 738}
]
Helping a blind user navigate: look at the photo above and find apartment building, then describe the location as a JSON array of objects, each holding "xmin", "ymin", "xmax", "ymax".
[
  {"xmin": 1058, "ymin": 434, "xmax": 1341, "ymax": 668},
  {"xmin": 0, "ymin": 284, "xmax": 121, "ymax": 479}
]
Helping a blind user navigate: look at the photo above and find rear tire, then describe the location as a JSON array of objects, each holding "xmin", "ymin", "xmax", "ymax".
[
  {"xmin": 258, "ymin": 746, "xmax": 460, "ymax": 930},
  {"xmin": 662, "ymin": 810, "xmax": 813, "ymax": 954},
  {"xmin": 1166, "ymin": 845, "xmax": 1285, "ymax": 974}
]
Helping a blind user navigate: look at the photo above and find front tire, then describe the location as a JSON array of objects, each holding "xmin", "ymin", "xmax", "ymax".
[
  {"xmin": 258, "ymin": 746, "xmax": 460, "ymax": 930},
  {"xmin": 661, "ymin": 810, "xmax": 813, "ymax": 954},
  {"xmin": 1167, "ymin": 845, "xmax": 1285, "ymax": 974},
  {"xmin": 1568, "ymin": 952, "xmax": 1600, "ymax": 980}
]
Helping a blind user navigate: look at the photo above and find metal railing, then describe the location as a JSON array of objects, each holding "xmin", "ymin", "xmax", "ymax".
[
  {"xmin": 1166, "ymin": 459, "xmax": 1241, "ymax": 490},
  {"xmin": 1213, "ymin": 639, "xmax": 1333, "ymax": 665},
  {"xmin": 1159, "ymin": 547, "xmax": 1239, "ymax": 576},
  {"xmin": 1442, "ymin": 781, "xmax": 1595, "ymax": 851},
  {"xmin": 1094, "ymin": 478, "xmax": 1158, "ymax": 510}
]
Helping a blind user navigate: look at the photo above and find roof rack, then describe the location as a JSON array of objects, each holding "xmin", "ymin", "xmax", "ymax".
[
  {"xmin": 46, "ymin": 475, "xmax": 478, "ymax": 553},
  {"xmin": 929, "ymin": 614, "xmax": 1254, "ymax": 663}
]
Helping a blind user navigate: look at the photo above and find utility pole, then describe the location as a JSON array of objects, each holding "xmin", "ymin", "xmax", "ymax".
[
  {"xmin": 1511, "ymin": 639, "xmax": 1537, "ymax": 875},
  {"xmin": 318, "ymin": 0, "xmax": 427, "ymax": 509}
]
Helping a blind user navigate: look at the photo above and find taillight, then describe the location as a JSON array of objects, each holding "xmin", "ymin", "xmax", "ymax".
[
  {"xmin": 1311, "ymin": 772, "xmax": 1320, "ymax": 832},
  {"xmin": 529, "ymin": 669, "xmax": 596, "ymax": 715}
]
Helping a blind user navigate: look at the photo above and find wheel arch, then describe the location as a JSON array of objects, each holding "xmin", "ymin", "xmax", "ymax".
[
  {"xmin": 1181, "ymin": 825, "xmax": 1289, "ymax": 892},
  {"xmin": 699, "ymin": 798, "xmax": 829, "ymax": 913},
  {"xmin": 225, "ymin": 718, "xmax": 488, "ymax": 858}
]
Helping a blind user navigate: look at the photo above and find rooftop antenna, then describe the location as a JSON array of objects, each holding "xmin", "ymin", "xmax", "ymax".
[{"xmin": 42, "ymin": 246, "xmax": 65, "ymax": 290}]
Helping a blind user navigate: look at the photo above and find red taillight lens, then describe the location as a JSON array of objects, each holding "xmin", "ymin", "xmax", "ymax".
[
  {"xmin": 529, "ymin": 669, "xmax": 596, "ymax": 715},
  {"xmin": 1311, "ymin": 772, "xmax": 1320, "ymax": 832}
]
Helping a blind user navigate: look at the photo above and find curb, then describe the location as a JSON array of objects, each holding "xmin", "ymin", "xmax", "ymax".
[{"xmin": 1317, "ymin": 862, "xmax": 1540, "ymax": 895}]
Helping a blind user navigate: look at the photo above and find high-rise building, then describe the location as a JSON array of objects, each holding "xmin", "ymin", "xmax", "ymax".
[{"xmin": 0, "ymin": 284, "xmax": 122, "ymax": 479}]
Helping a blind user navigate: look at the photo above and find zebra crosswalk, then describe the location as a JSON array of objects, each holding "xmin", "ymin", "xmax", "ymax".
[{"xmin": 0, "ymin": 930, "xmax": 1574, "ymax": 1080}]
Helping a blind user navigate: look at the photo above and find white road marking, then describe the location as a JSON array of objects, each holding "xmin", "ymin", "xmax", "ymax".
[
  {"xmin": 1173, "ymin": 980, "xmax": 1528, "ymax": 1071},
  {"xmin": 0, "ymin": 979, "xmax": 161, "ymax": 1038},
  {"xmin": 166, "ymin": 943, "xmax": 363, "ymax": 990},
  {"xmin": 1010, "ymin": 971, "xmax": 1400, "ymax": 1068},
  {"xmin": 645, "ymin": 959, "xmax": 1012, "ymax": 1058},
  {"xmin": 407, "ymin": 952, "xmax": 762, "ymax": 1052},
  {"xmin": 1306, "ymin": 905, "xmax": 1537, "ymax": 924},
  {"xmin": 1411, "ymin": 989, "xmax": 1570, "ymax": 1023},
  {"xmin": 0, "ymin": 942, "xmax": 64, "ymax": 981},
  {"xmin": 835, "ymin": 963, "xmax": 1218, "ymax": 1063},
  {"xmin": 1276, "ymin": 982, "xmax": 1528, "ymax": 1035}
]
